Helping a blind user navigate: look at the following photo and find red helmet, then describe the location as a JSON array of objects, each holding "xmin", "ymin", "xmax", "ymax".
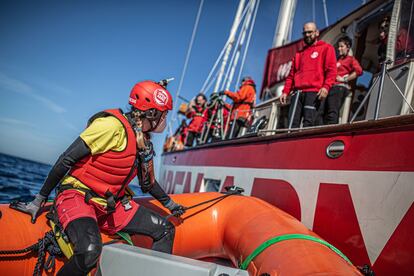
[
  {"xmin": 129, "ymin": 80, "xmax": 173, "ymax": 112},
  {"xmin": 241, "ymin": 76, "xmax": 255, "ymax": 86}
]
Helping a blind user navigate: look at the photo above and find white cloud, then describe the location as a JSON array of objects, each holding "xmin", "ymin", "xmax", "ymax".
[
  {"xmin": 34, "ymin": 78, "xmax": 73, "ymax": 96},
  {"xmin": 0, "ymin": 73, "xmax": 66, "ymax": 114},
  {"xmin": 0, "ymin": 117, "xmax": 37, "ymax": 128}
]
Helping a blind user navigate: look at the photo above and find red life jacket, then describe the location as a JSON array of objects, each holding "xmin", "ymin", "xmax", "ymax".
[{"xmin": 69, "ymin": 109, "xmax": 137, "ymax": 198}]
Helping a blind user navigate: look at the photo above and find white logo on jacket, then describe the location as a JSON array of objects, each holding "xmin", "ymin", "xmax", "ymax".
[{"xmin": 311, "ymin": 51, "xmax": 319, "ymax": 59}]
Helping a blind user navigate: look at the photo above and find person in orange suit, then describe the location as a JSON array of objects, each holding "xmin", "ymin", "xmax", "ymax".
[{"xmin": 220, "ymin": 76, "xmax": 256, "ymax": 139}]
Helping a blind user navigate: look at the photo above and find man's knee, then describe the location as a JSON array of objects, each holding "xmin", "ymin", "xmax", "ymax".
[
  {"xmin": 152, "ymin": 216, "xmax": 175, "ymax": 241},
  {"xmin": 73, "ymin": 241, "xmax": 102, "ymax": 271}
]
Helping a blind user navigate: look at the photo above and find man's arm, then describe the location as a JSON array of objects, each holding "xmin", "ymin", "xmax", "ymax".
[
  {"xmin": 282, "ymin": 56, "xmax": 296, "ymax": 95},
  {"xmin": 224, "ymin": 86, "xmax": 247, "ymax": 102},
  {"xmin": 352, "ymin": 57, "xmax": 363, "ymax": 77},
  {"xmin": 11, "ymin": 137, "xmax": 91, "ymax": 223},
  {"xmin": 280, "ymin": 56, "xmax": 296, "ymax": 104},
  {"xmin": 137, "ymin": 140, "xmax": 186, "ymax": 216},
  {"xmin": 322, "ymin": 45, "xmax": 337, "ymax": 91},
  {"xmin": 39, "ymin": 137, "xmax": 91, "ymax": 197}
]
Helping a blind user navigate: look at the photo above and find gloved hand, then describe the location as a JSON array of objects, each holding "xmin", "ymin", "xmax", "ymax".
[
  {"xmin": 164, "ymin": 199, "xmax": 186, "ymax": 217},
  {"xmin": 9, "ymin": 194, "xmax": 46, "ymax": 223},
  {"xmin": 210, "ymin": 92, "xmax": 219, "ymax": 100},
  {"xmin": 217, "ymin": 91, "xmax": 226, "ymax": 96}
]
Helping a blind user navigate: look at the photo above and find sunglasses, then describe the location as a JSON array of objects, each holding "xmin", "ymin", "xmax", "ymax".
[
  {"xmin": 143, "ymin": 109, "xmax": 167, "ymax": 122},
  {"xmin": 302, "ymin": 30, "xmax": 315, "ymax": 36}
]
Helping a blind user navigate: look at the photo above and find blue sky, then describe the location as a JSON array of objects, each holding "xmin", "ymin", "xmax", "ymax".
[{"xmin": 0, "ymin": 0, "xmax": 363, "ymax": 174}]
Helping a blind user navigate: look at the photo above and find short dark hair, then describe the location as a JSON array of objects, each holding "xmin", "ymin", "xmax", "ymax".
[
  {"xmin": 196, "ymin": 93, "xmax": 207, "ymax": 101},
  {"xmin": 337, "ymin": 36, "xmax": 352, "ymax": 48}
]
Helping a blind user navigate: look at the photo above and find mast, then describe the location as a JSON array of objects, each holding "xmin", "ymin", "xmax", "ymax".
[
  {"xmin": 213, "ymin": 0, "xmax": 246, "ymax": 92},
  {"xmin": 272, "ymin": 0, "xmax": 297, "ymax": 47}
]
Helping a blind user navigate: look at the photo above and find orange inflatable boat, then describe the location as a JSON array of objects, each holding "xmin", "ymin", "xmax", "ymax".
[{"xmin": 0, "ymin": 192, "xmax": 362, "ymax": 275}]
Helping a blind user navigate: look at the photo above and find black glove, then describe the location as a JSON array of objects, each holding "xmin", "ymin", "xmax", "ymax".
[
  {"xmin": 164, "ymin": 199, "xmax": 186, "ymax": 217},
  {"xmin": 210, "ymin": 92, "xmax": 219, "ymax": 100},
  {"xmin": 10, "ymin": 194, "xmax": 46, "ymax": 223},
  {"xmin": 217, "ymin": 91, "xmax": 226, "ymax": 96}
]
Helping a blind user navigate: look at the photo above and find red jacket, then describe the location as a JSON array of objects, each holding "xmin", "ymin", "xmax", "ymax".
[
  {"xmin": 69, "ymin": 109, "xmax": 137, "ymax": 198},
  {"xmin": 335, "ymin": 55, "xmax": 363, "ymax": 85},
  {"xmin": 283, "ymin": 40, "xmax": 337, "ymax": 94},
  {"xmin": 225, "ymin": 81, "xmax": 256, "ymax": 120},
  {"xmin": 186, "ymin": 104, "xmax": 206, "ymax": 133}
]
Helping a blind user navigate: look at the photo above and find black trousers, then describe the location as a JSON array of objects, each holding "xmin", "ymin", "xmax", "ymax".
[
  {"xmin": 185, "ymin": 131, "xmax": 201, "ymax": 147},
  {"xmin": 288, "ymin": 91, "xmax": 325, "ymax": 128},
  {"xmin": 227, "ymin": 118, "xmax": 246, "ymax": 139},
  {"xmin": 324, "ymin": 85, "xmax": 349, "ymax": 124},
  {"xmin": 206, "ymin": 128, "xmax": 222, "ymax": 143},
  {"xmin": 57, "ymin": 205, "xmax": 175, "ymax": 276}
]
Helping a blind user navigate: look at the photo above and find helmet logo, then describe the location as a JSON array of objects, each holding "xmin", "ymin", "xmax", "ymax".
[
  {"xmin": 129, "ymin": 97, "xmax": 137, "ymax": 104},
  {"xmin": 154, "ymin": 89, "xmax": 168, "ymax": 106}
]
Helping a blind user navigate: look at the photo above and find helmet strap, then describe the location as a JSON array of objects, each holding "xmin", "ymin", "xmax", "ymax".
[{"xmin": 134, "ymin": 118, "xmax": 147, "ymax": 150}]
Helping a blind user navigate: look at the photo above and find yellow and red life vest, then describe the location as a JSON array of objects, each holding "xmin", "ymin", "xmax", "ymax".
[{"xmin": 69, "ymin": 109, "xmax": 137, "ymax": 198}]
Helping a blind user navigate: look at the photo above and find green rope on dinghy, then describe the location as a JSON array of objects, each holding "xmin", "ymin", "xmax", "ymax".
[
  {"xmin": 239, "ymin": 234, "xmax": 352, "ymax": 270},
  {"xmin": 116, "ymin": 232, "xmax": 133, "ymax": 246}
]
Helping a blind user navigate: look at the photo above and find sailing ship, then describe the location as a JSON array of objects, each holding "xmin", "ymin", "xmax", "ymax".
[{"xmin": 161, "ymin": 0, "xmax": 414, "ymax": 275}]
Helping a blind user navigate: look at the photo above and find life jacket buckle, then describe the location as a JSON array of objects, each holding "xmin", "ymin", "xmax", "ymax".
[{"xmin": 121, "ymin": 196, "xmax": 132, "ymax": 211}]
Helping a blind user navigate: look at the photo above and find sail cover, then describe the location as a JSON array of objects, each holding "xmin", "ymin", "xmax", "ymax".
[{"xmin": 260, "ymin": 39, "xmax": 303, "ymax": 100}]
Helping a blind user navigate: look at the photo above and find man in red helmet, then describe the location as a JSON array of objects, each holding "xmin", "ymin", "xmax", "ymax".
[
  {"xmin": 219, "ymin": 76, "xmax": 256, "ymax": 139},
  {"xmin": 11, "ymin": 80, "xmax": 185, "ymax": 276}
]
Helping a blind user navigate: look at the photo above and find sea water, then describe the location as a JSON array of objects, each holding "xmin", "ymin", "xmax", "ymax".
[{"xmin": 0, "ymin": 152, "xmax": 144, "ymax": 204}]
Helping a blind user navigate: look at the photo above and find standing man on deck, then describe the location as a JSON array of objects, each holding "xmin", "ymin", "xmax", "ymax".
[
  {"xmin": 219, "ymin": 76, "xmax": 256, "ymax": 138},
  {"xmin": 11, "ymin": 80, "xmax": 185, "ymax": 276},
  {"xmin": 185, "ymin": 93, "xmax": 207, "ymax": 147},
  {"xmin": 324, "ymin": 36, "xmax": 363, "ymax": 124},
  {"xmin": 280, "ymin": 22, "xmax": 337, "ymax": 128}
]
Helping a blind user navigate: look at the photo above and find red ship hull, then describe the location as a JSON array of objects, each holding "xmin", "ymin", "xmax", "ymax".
[{"xmin": 161, "ymin": 115, "xmax": 414, "ymax": 276}]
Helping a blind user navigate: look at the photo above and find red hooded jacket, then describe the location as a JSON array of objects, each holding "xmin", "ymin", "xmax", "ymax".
[{"xmin": 283, "ymin": 40, "xmax": 337, "ymax": 94}]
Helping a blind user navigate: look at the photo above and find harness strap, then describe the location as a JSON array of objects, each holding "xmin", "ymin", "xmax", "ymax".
[{"xmin": 239, "ymin": 234, "xmax": 352, "ymax": 270}]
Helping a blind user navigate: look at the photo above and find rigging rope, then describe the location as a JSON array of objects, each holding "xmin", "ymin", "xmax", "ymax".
[
  {"xmin": 200, "ymin": 2, "xmax": 251, "ymax": 93},
  {"xmin": 322, "ymin": 0, "xmax": 329, "ymax": 27},
  {"xmin": 235, "ymin": 0, "xmax": 260, "ymax": 89},
  {"xmin": 219, "ymin": 6, "xmax": 249, "ymax": 92},
  {"xmin": 224, "ymin": 0, "xmax": 257, "ymax": 91},
  {"xmin": 172, "ymin": 0, "xmax": 204, "ymax": 125}
]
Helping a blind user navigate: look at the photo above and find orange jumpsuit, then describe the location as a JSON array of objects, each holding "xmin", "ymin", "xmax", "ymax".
[{"xmin": 224, "ymin": 81, "xmax": 256, "ymax": 121}]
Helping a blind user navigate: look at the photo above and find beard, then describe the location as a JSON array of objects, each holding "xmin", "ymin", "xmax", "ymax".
[{"xmin": 304, "ymin": 36, "xmax": 315, "ymax": 45}]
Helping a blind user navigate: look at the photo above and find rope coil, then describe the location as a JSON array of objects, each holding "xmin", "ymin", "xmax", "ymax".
[{"xmin": 0, "ymin": 230, "xmax": 63, "ymax": 276}]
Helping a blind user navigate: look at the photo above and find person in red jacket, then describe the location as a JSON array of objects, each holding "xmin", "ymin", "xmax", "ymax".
[
  {"xmin": 11, "ymin": 80, "xmax": 185, "ymax": 276},
  {"xmin": 185, "ymin": 93, "xmax": 207, "ymax": 147},
  {"xmin": 280, "ymin": 22, "xmax": 337, "ymax": 128},
  {"xmin": 220, "ymin": 76, "xmax": 256, "ymax": 138},
  {"xmin": 324, "ymin": 36, "xmax": 363, "ymax": 124}
]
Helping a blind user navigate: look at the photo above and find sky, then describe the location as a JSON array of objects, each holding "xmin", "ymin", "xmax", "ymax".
[{"xmin": 0, "ymin": 0, "xmax": 363, "ymax": 176}]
